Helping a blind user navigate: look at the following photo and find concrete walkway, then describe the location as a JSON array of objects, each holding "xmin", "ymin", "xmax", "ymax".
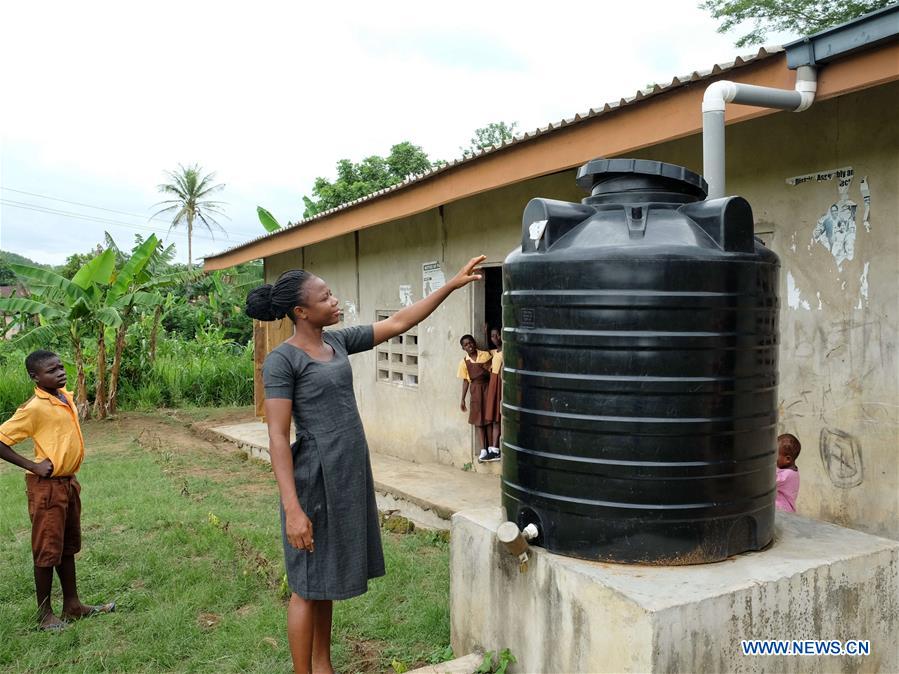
[{"xmin": 210, "ymin": 421, "xmax": 501, "ymax": 530}]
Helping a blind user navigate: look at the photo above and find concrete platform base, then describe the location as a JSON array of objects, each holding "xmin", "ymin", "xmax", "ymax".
[
  {"xmin": 208, "ymin": 422, "xmax": 500, "ymax": 530},
  {"xmin": 451, "ymin": 507, "xmax": 898, "ymax": 674}
]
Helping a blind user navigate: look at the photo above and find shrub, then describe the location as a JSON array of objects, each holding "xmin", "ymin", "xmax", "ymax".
[
  {"xmin": 0, "ymin": 355, "xmax": 35, "ymax": 420},
  {"xmin": 118, "ymin": 329, "xmax": 253, "ymax": 409}
]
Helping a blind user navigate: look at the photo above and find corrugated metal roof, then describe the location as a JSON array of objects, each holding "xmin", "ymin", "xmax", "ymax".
[{"xmin": 207, "ymin": 46, "xmax": 783, "ymax": 260}]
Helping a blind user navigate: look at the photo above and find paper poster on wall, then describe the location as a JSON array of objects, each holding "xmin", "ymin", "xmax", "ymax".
[
  {"xmin": 399, "ymin": 284, "xmax": 413, "ymax": 307},
  {"xmin": 787, "ymin": 166, "xmax": 872, "ymax": 271},
  {"xmin": 422, "ymin": 261, "xmax": 445, "ymax": 298}
]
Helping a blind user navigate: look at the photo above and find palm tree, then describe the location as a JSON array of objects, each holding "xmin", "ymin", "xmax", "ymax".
[{"xmin": 152, "ymin": 163, "xmax": 227, "ymax": 270}]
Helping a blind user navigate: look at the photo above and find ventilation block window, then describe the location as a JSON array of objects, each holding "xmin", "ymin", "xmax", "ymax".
[{"xmin": 375, "ymin": 310, "xmax": 419, "ymax": 388}]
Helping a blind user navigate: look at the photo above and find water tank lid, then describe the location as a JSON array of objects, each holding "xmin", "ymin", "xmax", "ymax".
[{"xmin": 576, "ymin": 158, "xmax": 708, "ymax": 197}]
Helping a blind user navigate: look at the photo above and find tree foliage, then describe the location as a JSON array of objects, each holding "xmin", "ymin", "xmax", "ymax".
[
  {"xmin": 0, "ymin": 251, "xmax": 50, "ymax": 285},
  {"xmin": 301, "ymin": 123, "xmax": 519, "ymax": 219},
  {"xmin": 700, "ymin": 0, "xmax": 893, "ymax": 47},
  {"xmin": 460, "ymin": 121, "xmax": 519, "ymax": 158},
  {"xmin": 302, "ymin": 142, "xmax": 435, "ymax": 218}
]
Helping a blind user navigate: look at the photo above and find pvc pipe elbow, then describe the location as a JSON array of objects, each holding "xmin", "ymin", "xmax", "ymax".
[
  {"xmin": 793, "ymin": 67, "xmax": 817, "ymax": 111},
  {"xmin": 702, "ymin": 80, "xmax": 738, "ymax": 112},
  {"xmin": 794, "ymin": 90, "xmax": 816, "ymax": 112}
]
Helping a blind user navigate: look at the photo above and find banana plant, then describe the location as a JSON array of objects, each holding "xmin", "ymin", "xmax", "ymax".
[
  {"xmin": 103, "ymin": 235, "xmax": 161, "ymax": 415},
  {"xmin": 0, "ymin": 249, "xmax": 121, "ymax": 418},
  {"xmin": 104, "ymin": 235, "xmax": 198, "ymax": 415},
  {"xmin": 257, "ymin": 206, "xmax": 281, "ymax": 232}
]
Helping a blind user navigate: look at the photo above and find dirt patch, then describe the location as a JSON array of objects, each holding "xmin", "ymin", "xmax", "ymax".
[
  {"xmin": 187, "ymin": 408, "xmax": 257, "ymax": 432},
  {"xmin": 345, "ymin": 637, "xmax": 391, "ymax": 673},
  {"xmin": 197, "ymin": 612, "xmax": 221, "ymax": 630},
  {"xmin": 235, "ymin": 604, "xmax": 256, "ymax": 618}
]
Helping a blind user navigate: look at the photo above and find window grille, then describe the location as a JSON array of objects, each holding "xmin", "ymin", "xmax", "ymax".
[{"xmin": 375, "ymin": 310, "xmax": 419, "ymax": 387}]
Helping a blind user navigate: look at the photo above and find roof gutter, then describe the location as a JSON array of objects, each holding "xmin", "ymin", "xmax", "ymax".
[
  {"xmin": 701, "ymin": 3, "xmax": 899, "ymax": 200},
  {"xmin": 783, "ymin": 3, "xmax": 899, "ymax": 68}
]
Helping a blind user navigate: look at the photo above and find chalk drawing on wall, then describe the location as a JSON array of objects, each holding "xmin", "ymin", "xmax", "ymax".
[
  {"xmin": 787, "ymin": 167, "xmax": 872, "ymax": 271},
  {"xmin": 819, "ymin": 427, "xmax": 863, "ymax": 488}
]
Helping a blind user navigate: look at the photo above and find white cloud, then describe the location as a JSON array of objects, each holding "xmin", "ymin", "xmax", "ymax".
[{"xmin": 0, "ymin": 0, "xmax": 796, "ymax": 264}]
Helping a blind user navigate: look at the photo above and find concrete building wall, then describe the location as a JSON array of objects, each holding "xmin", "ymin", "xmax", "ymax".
[{"xmin": 261, "ymin": 81, "xmax": 898, "ymax": 536}]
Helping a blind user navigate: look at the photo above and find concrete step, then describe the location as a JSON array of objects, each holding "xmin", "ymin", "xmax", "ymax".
[{"xmin": 206, "ymin": 421, "xmax": 501, "ymax": 531}]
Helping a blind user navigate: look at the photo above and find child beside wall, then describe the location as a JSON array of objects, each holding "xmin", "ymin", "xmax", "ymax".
[
  {"xmin": 457, "ymin": 334, "xmax": 497, "ymax": 462},
  {"xmin": 775, "ymin": 433, "xmax": 801, "ymax": 513}
]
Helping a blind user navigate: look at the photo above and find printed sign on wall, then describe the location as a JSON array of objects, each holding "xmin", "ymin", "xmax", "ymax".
[{"xmin": 422, "ymin": 261, "xmax": 445, "ymax": 298}]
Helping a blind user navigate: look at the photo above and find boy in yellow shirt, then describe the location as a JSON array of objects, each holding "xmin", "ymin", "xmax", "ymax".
[{"xmin": 0, "ymin": 350, "xmax": 114, "ymax": 630}]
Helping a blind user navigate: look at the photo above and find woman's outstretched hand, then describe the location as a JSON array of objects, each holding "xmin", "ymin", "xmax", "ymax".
[{"xmin": 450, "ymin": 255, "xmax": 487, "ymax": 289}]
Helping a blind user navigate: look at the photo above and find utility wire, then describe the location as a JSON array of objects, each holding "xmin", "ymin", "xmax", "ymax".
[
  {"xmin": 0, "ymin": 186, "xmax": 177, "ymax": 224},
  {"xmin": 1, "ymin": 199, "xmax": 250, "ymax": 246}
]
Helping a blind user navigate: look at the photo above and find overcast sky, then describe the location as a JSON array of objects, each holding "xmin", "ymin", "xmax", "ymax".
[{"xmin": 0, "ymin": 1, "xmax": 795, "ymax": 266}]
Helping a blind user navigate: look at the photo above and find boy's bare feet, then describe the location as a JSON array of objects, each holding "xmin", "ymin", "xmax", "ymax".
[
  {"xmin": 38, "ymin": 613, "xmax": 67, "ymax": 631},
  {"xmin": 61, "ymin": 601, "xmax": 116, "ymax": 620}
]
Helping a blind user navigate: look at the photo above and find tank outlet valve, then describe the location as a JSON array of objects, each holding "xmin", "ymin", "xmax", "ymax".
[{"xmin": 497, "ymin": 521, "xmax": 539, "ymax": 573}]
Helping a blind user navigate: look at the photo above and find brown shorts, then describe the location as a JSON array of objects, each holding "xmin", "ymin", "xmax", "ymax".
[{"xmin": 25, "ymin": 474, "xmax": 81, "ymax": 567}]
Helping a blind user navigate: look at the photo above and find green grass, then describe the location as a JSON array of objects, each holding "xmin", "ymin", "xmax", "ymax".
[{"xmin": 0, "ymin": 412, "xmax": 450, "ymax": 673}]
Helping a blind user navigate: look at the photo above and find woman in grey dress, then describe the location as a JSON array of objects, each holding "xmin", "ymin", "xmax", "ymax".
[{"xmin": 245, "ymin": 255, "xmax": 485, "ymax": 674}]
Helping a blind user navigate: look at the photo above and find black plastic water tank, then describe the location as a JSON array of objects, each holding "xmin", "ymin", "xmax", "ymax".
[{"xmin": 501, "ymin": 158, "xmax": 779, "ymax": 564}]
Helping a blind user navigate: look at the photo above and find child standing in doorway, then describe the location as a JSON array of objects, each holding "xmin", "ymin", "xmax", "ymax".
[
  {"xmin": 484, "ymin": 326, "xmax": 503, "ymax": 460},
  {"xmin": 457, "ymin": 335, "xmax": 497, "ymax": 462},
  {"xmin": 775, "ymin": 433, "xmax": 801, "ymax": 512}
]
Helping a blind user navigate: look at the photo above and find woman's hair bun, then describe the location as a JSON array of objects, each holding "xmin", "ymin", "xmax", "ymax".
[
  {"xmin": 245, "ymin": 284, "xmax": 278, "ymax": 321},
  {"xmin": 245, "ymin": 269, "xmax": 311, "ymax": 323}
]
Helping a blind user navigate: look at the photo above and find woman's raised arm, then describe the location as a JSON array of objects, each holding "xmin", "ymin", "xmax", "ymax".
[{"xmin": 372, "ymin": 255, "xmax": 486, "ymax": 346}]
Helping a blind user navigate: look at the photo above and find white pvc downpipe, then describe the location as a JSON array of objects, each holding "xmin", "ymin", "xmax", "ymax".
[{"xmin": 702, "ymin": 65, "xmax": 817, "ymax": 199}]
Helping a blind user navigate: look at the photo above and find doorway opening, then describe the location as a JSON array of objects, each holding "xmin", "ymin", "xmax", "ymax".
[
  {"xmin": 470, "ymin": 264, "xmax": 503, "ymax": 352},
  {"xmin": 485, "ymin": 266, "xmax": 503, "ymax": 339},
  {"xmin": 469, "ymin": 264, "xmax": 503, "ymax": 466}
]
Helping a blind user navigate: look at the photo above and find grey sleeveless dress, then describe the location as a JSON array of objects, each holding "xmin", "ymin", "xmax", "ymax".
[{"xmin": 262, "ymin": 325, "xmax": 385, "ymax": 600}]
